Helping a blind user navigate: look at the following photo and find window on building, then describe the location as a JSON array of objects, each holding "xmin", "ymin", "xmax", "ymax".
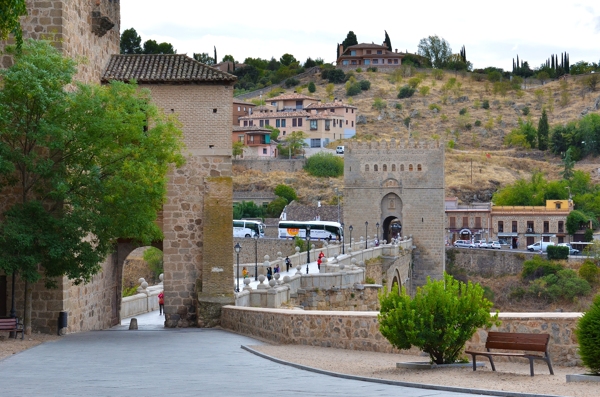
[
  {"xmin": 350, "ymin": 50, "xmax": 356, "ymax": 56},
  {"xmin": 365, "ymin": 164, "xmax": 369, "ymax": 172},
  {"xmin": 383, "ymin": 164, "xmax": 387, "ymax": 172},
  {"xmin": 544, "ymin": 221, "xmax": 549, "ymax": 233},
  {"xmin": 310, "ymin": 120, "xmax": 317, "ymax": 130},
  {"xmin": 271, "ymin": 102, "xmax": 276, "ymax": 107},
  {"xmin": 400, "ymin": 164, "xmax": 404, "ymax": 171},
  {"xmin": 366, "ymin": 50, "xmax": 371, "ymax": 54},
  {"xmin": 377, "ymin": 50, "xmax": 382, "ymax": 54},
  {"xmin": 244, "ymin": 120, "xmax": 248, "ymax": 126},
  {"xmin": 351, "ymin": 121, "xmax": 354, "ymax": 127},
  {"xmin": 259, "ymin": 120, "xmax": 264, "ymax": 127},
  {"xmin": 392, "ymin": 164, "xmax": 396, "ymax": 171},
  {"xmin": 298, "ymin": 118, "xmax": 303, "ymax": 127},
  {"xmin": 387, "ymin": 59, "xmax": 392, "ymax": 64},
  {"xmin": 262, "ymin": 148, "xmax": 267, "ymax": 154},
  {"xmin": 265, "ymin": 120, "xmax": 269, "ymax": 126},
  {"xmin": 238, "ymin": 135, "xmax": 244, "ymax": 142},
  {"xmin": 475, "ymin": 217, "xmax": 482, "ymax": 229},
  {"xmin": 343, "ymin": 60, "xmax": 349, "ymax": 66},
  {"xmin": 365, "ymin": 59, "xmax": 371, "ymax": 65},
  {"xmin": 352, "ymin": 109, "xmax": 354, "ymax": 113},
  {"xmin": 409, "ymin": 164, "xmax": 413, "ymax": 171},
  {"xmin": 394, "ymin": 59, "xmax": 398, "ymax": 64},
  {"xmin": 374, "ymin": 164, "xmax": 378, "ymax": 171},
  {"xmin": 292, "ymin": 118, "xmax": 297, "ymax": 127},
  {"xmin": 498, "ymin": 221, "xmax": 504, "ymax": 233},
  {"xmin": 351, "ymin": 60, "xmax": 357, "ymax": 65},
  {"xmin": 346, "ymin": 120, "xmax": 348, "ymax": 125},
  {"xmin": 512, "ymin": 221, "xmax": 518, "ymax": 233},
  {"xmin": 417, "ymin": 164, "xmax": 422, "ymax": 171},
  {"xmin": 276, "ymin": 119, "xmax": 280, "ymax": 128},
  {"xmin": 237, "ymin": 106, "xmax": 241, "ymax": 111},
  {"xmin": 558, "ymin": 236, "xmax": 564, "ymax": 244},
  {"xmin": 450, "ymin": 217, "xmax": 456, "ymax": 228},
  {"xmin": 295, "ymin": 101, "xmax": 302, "ymax": 110},
  {"xmin": 249, "ymin": 120, "xmax": 254, "ymax": 126},
  {"xmin": 527, "ymin": 221, "xmax": 534, "ymax": 233},
  {"xmin": 558, "ymin": 221, "xmax": 564, "ymax": 233},
  {"xmin": 346, "ymin": 108, "xmax": 348, "ymax": 113},
  {"xmin": 556, "ymin": 202, "xmax": 561, "ymax": 209},
  {"xmin": 325, "ymin": 120, "xmax": 330, "ymax": 130},
  {"xmin": 462, "ymin": 217, "xmax": 469, "ymax": 228},
  {"xmin": 281, "ymin": 119, "xmax": 286, "ymax": 127},
  {"xmin": 373, "ymin": 59, "xmax": 379, "ymax": 64}
]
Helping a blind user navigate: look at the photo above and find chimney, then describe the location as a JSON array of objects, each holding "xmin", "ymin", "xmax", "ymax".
[
  {"xmin": 338, "ymin": 44, "xmax": 344, "ymax": 57},
  {"xmin": 395, "ymin": 49, "xmax": 398, "ymax": 53}
]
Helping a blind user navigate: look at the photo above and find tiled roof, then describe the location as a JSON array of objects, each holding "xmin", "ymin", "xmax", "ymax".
[
  {"xmin": 305, "ymin": 102, "xmax": 357, "ymax": 109},
  {"xmin": 102, "ymin": 54, "xmax": 237, "ymax": 84},
  {"xmin": 268, "ymin": 93, "xmax": 319, "ymax": 102},
  {"xmin": 347, "ymin": 43, "xmax": 388, "ymax": 49},
  {"xmin": 239, "ymin": 111, "xmax": 310, "ymax": 119},
  {"xmin": 233, "ymin": 99, "xmax": 255, "ymax": 106},
  {"xmin": 283, "ymin": 201, "xmax": 342, "ymax": 223},
  {"xmin": 233, "ymin": 126, "xmax": 271, "ymax": 133},
  {"xmin": 307, "ymin": 111, "xmax": 343, "ymax": 120}
]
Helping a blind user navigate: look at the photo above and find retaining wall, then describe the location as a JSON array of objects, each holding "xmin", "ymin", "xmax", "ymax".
[
  {"xmin": 233, "ymin": 159, "xmax": 305, "ymax": 173},
  {"xmin": 221, "ymin": 307, "xmax": 582, "ymax": 366}
]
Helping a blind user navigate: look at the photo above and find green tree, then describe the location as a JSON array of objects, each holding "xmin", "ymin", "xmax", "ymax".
[
  {"xmin": 193, "ymin": 52, "xmax": 215, "ymax": 65},
  {"xmin": 537, "ymin": 109, "xmax": 549, "ymax": 150},
  {"xmin": 566, "ymin": 210, "xmax": 590, "ymax": 235},
  {"xmin": 383, "ymin": 30, "xmax": 392, "ymax": 52},
  {"xmin": 575, "ymin": 294, "xmax": 600, "ymax": 375},
  {"xmin": 379, "ymin": 274, "xmax": 498, "ymax": 364},
  {"xmin": 304, "ymin": 57, "xmax": 316, "ymax": 68},
  {"xmin": 120, "ymin": 27, "xmax": 142, "ymax": 54},
  {"xmin": 233, "ymin": 201, "xmax": 265, "ymax": 219},
  {"xmin": 417, "ymin": 35, "xmax": 452, "ymax": 69},
  {"xmin": 304, "ymin": 152, "xmax": 344, "ymax": 177},
  {"xmin": 274, "ymin": 184, "xmax": 297, "ymax": 203},
  {"xmin": 341, "ymin": 31, "xmax": 358, "ymax": 50},
  {"xmin": 0, "ymin": 40, "xmax": 184, "ymax": 331},
  {"xmin": 280, "ymin": 130, "xmax": 308, "ymax": 157},
  {"xmin": 222, "ymin": 54, "xmax": 235, "ymax": 62},
  {"xmin": 0, "ymin": 0, "xmax": 27, "ymax": 49},
  {"xmin": 264, "ymin": 125, "xmax": 280, "ymax": 141},
  {"xmin": 307, "ymin": 81, "xmax": 316, "ymax": 93},
  {"xmin": 143, "ymin": 247, "xmax": 164, "ymax": 279},
  {"xmin": 232, "ymin": 141, "xmax": 245, "ymax": 159},
  {"xmin": 266, "ymin": 197, "xmax": 287, "ymax": 218},
  {"xmin": 561, "ymin": 147, "xmax": 576, "ymax": 180},
  {"xmin": 279, "ymin": 53, "xmax": 297, "ymax": 66},
  {"xmin": 143, "ymin": 40, "xmax": 175, "ymax": 54}
]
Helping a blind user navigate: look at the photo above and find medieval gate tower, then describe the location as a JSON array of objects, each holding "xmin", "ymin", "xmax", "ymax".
[{"xmin": 343, "ymin": 139, "xmax": 445, "ymax": 289}]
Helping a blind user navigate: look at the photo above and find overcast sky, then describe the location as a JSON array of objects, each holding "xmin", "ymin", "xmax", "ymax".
[{"xmin": 121, "ymin": 0, "xmax": 600, "ymax": 71}]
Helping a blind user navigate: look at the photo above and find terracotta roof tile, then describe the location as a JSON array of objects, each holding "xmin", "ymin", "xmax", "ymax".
[
  {"xmin": 240, "ymin": 111, "xmax": 310, "ymax": 120},
  {"xmin": 101, "ymin": 54, "xmax": 237, "ymax": 84},
  {"xmin": 305, "ymin": 102, "xmax": 357, "ymax": 109},
  {"xmin": 268, "ymin": 93, "xmax": 319, "ymax": 101},
  {"xmin": 232, "ymin": 126, "xmax": 271, "ymax": 133}
]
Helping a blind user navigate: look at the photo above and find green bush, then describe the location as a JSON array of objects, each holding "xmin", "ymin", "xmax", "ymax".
[
  {"xmin": 432, "ymin": 69, "xmax": 444, "ymax": 80},
  {"xmin": 356, "ymin": 67, "xmax": 362, "ymax": 73},
  {"xmin": 346, "ymin": 82, "xmax": 362, "ymax": 96},
  {"xmin": 378, "ymin": 273, "xmax": 499, "ymax": 364},
  {"xmin": 474, "ymin": 120, "xmax": 482, "ymax": 127},
  {"xmin": 143, "ymin": 247, "xmax": 164, "ymax": 279},
  {"xmin": 274, "ymin": 184, "xmax": 297, "ymax": 203},
  {"xmin": 459, "ymin": 107, "xmax": 467, "ymax": 115},
  {"xmin": 307, "ymin": 81, "xmax": 316, "ymax": 93},
  {"xmin": 285, "ymin": 78, "xmax": 299, "ymax": 87},
  {"xmin": 367, "ymin": 67, "xmax": 377, "ymax": 72},
  {"xmin": 397, "ymin": 85, "xmax": 415, "ymax": 99},
  {"xmin": 122, "ymin": 286, "xmax": 139, "ymax": 298},
  {"xmin": 579, "ymin": 261, "xmax": 599, "ymax": 284},
  {"xmin": 372, "ymin": 97, "xmax": 387, "ymax": 111},
  {"xmin": 395, "ymin": 103, "xmax": 403, "ymax": 110},
  {"xmin": 428, "ymin": 103, "xmax": 441, "ymax": 112},
  {"xmin": 482, "ymin": 99, "xmax": 490, "ymax": 109},
  {"xmin": 522, "ymin": 268, "xmax": 591, "ymax": 302},
  {"xmin": 359, "ymin": 80, "xmax": 371, "ymax": 90},
  {"xmin": 522, "ymin": 106, "xmax": 530, "ymax": 115},
  {"xmin": 326, "ymin": 69, "xmax": 345, "ymax": 84},
  {"xmin": 575, "ymin": 294, "xmax": 600, "ymax": 374},
  {"xmin": 266, "ymin": 196, "xmax": 287, "ymax": 217},
  {"xmin": 547, "ymin": 245, "xmax": 569, "ymax": 260},
  {"xmin": 304, "ymin": 152, "xmax": 344, "ymax": 177},
  {"xmin": 521, "ymin": 256, "xmax": 563, "ymax": 280}
]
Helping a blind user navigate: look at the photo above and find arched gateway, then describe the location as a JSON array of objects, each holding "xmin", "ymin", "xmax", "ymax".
[{"xmin": 342, "ymin": 139, "xmax": 446, "ymax": 290}]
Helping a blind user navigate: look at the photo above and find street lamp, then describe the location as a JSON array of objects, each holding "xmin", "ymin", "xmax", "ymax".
[
  {"xmin": 234, "ymin": 243, "xmax": 241, "ymax": 292},
  {"xmin": 306, "ymin": 225, "xmax": 311, "ymax": 274},
  {"xmin": 365, "ymin": 221, "xmax": 369, "ymax": 249},
  {"xmin": 341, "ymin": 222, "xmax": 345, "ymax": 254},
  {"xmin": 376, "ymin": 222, "xmax": 380, "ymax": 244},
  {"xmin": 349, "ymin": 225, "xmax": 353, "ymax": 251},
  {"xmin": 335, "ymin": 188, "xmax": 340, "ymax": 224},
  {"xmin": 254, "ymin": 234, "xmax": 259, "ymax": 281}
]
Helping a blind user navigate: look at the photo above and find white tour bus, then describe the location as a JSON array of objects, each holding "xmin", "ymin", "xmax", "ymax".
[
  {"xmin": 278, "ymin": 220, "xmax": 343, "ymax": 241},
  {"xmin": 233, "ymin": 220, "xmax": 265, "ymax": 238}
]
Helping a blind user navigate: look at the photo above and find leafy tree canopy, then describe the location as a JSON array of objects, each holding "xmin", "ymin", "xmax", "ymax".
[
  {"xmin": 222, "ymin": 54, "xmax": 235, "ymax": 62},
  {"xmin": 0, "ymin": 40, "xmax": 184, "ymax": 288},
  {"xmin": 384, "ymin": 30, "xmax": 392, "ymax": 52},
  {"xmin": 0, "ymin": 0, "xmax": 27, "ymax": 48},
  {"xmin": 120, "ymin": 28, "xmax": 142, "ymax": 54},
  {"xmin": 280, "ymin": 53, "xmax": 297, "ymax": 67},
  {"xmin": 341, "ymin": 31, "xmax": 358, "ymax": 50},
  {"xmin": 274, "ymin": 184, "xmax": 297, "ymax": 203},
  {"xmin": 417, "ymin": 35, "xmax": 452, "ymax": 69},
  {"xmin": 143, "ymin": 40, "xmax": 175, "ymax": 54}
]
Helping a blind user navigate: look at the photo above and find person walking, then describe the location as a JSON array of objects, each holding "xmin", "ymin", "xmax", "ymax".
[
  {"xmin": 242, "ymin": 267, "xmax": 249, "ymax": 278},
  {"xmin": 317, "ymin": 257, "xmax": 322, "ymax": 270},
  {"xmin": 266, "ymin": 267, "xmax": 272, "ymax": 281},
  {"xmin": 285, "ymin": 256, "xmax": 291, "ymax": 272},
  {"xmin": 158, "ymin": 291, "xmax": 164, "ymax": 315},
  {"xmin": 274, "ymin": 264, "xmax": 280, "ymax": 273}
]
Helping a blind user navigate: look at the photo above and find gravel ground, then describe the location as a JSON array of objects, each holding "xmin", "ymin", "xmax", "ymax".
[
  {"xmin": 251, "ymin": 344, "xmax": 598, "ymax": 397},
  {"xmin": 0, "ymin": 333, "xmax": 60, "ymax": 361}
]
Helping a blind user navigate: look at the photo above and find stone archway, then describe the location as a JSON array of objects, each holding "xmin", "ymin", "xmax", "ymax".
[{"xmin": 381, "ymin": 192, "xmax": 402, "ymax": 243}]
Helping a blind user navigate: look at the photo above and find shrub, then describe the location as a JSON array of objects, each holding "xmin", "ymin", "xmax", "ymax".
[
  {"xmin": 432, "ymin": 69, "xmax": 444, "ymax": 80},
  {"xmin": 346, "ymin": 82, "xmax": 362, "ymax": 96},
  {"xmin": 367, "ymin": 67, "xmax": 377, "ymax": 72},
  {"xmin": 304, "ymin": 152, "xmax": 344, "ymax": 177},
  {"xmin": 143, "ymin": 247, "xmax": 164, "ymax": 279},
  {"xmin": 428, "ymin": 103, "xmax": 441, "ymax": 112},
  {"xmin": 356, "ymin": 67, "xmax": 362, "ymax": 73},
  {"xmin": 579, "ymin": 261, "xmax": 599, "ymax": 284},
  {"xmin": 575, "ymin": 294, "xmax": 600, "ymax": 374},
  {"xmin": 378, "ymin": 273, "xmax": 499, "ymax": 364},
  {"xmin": 447, "ymin": 140, "xmax": 455, "ymax": 149},
  {"xmin": 482, "ymin": 99, "xmax": 490, "ymax": 109},
  {"xmin": 474, "ymin": 120, "xmax": 481, "ymax": 127},
  {"xmin": 407, "ymin": 77, "xmax": 422, "ymax": 89},
  {"xmin": 285, "ymin": 78, "xmax": 299, "ymax": 87},
  {"xmin": 419, "ymin": 86, "xmax": 430, "ymax": 96},
  {"xmin": 274, "ymin": 184, "xmax": 297, "ymax": 203},
  {"xmin": 372, "ymin": 97, "xmax": 387, "ymax": 111},
  {"xmin": 307, "ymin": 81, "xmax": 316, "ymax": 93},
  {"xmin": 547, "ymin": 245, "xmax": 569, "ymax": 260},
  {"xmin": 397, "ymin": 85, "xmax": 415, "ymax": 99},
  {"xmin": 266, "ymin": 196, "xmax": 287, "ymax": 217},
  {"xmin": 365, "ymin": 277, "xmax": 376, "ymax": 284},
  {"xmin": 521, "ymin": 256, "xmax": 563, "ymax": 280},
  {"xmin": 326, "ymin": 69, "xmax": 345, "ymax": 83},
  {"xmin": 395, "ymin": 103, "xmax": 403, "ymax": 110},
  {"xmin": 522, "ymin": 106, "xmax": 530, "ymax": 115},
  {"xmin": 459, "ymin": 107, "xmax": 467, "ymax": 115},
  {"xmin": 122, "ymin": 286, "xmax": 139, "ymax": 298},
  {"xmin": 359, "ymin": 80, "xmax": 371, "ymax": 90}
]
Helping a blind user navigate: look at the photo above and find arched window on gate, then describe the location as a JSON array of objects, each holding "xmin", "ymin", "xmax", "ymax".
[
  {"xmin": 409, "ymin": 164, "xmax": 413, "ymax": 171},
  {"xmin": 392, "ymin": 164, "xmax": 396, "ymax": 171},
  {"xmin": 417, "ymin": 164, "xmax": 422, "ymax": 171},
  {"xmin": 400, "ymin": 164, "xmax": 404, "ymax": 171},
  {"xmin": 374, "ymin": 164, "xmax": 378, "ymax": 171},
  {"xmin": 383, "ymin": 164, "xmax": 387, "ymax": 172}
]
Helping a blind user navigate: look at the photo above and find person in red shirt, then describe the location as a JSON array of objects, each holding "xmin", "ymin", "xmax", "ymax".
[{"xmin": 158, "ymin": 291, "xmax": 164, "ymax": 315}]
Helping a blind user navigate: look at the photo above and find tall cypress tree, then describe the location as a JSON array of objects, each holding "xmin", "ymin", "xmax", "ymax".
[
  {"xmin": 384, "ymin": 30, "xmax": 392, "ymax": 52},
  {"xmin": 214, "ymin": 46, "xmax": 217, "ymax": 64},
  {"xmin": 538, "ymin": 109, "xmax": 549, "ymax": 151}
]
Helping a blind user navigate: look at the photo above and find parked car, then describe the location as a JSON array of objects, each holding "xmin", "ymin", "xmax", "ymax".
[
  {"xmin": 527, "ymin": 241, "xmax": 555, "ymax": 252},
  {"xmin": 557, "ymin": 243, "xmax": 580, "ymax": 255},
  {"xmin": 336, "ymin": 145, "xmax": 345, "ymax": 154},
  {"xmin": 453, "ymin": 240, "xmax": 475, "ymax": 248},
  {"xmin": 489, "ymin": 241, "xmax": 501, "ymax": 249},
  {"xmin": 474, "ymin": 240, "xmax": 489, "ymax": 248},
  {"xmin": 497, "ymin": 239, "xmax": 509, "ymax": 246}
]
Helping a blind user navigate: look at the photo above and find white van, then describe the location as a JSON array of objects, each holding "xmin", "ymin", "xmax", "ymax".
[
  {"xmin": 527, "ymin": 241, "xmax": 555, "ymax": 252},
  {"xmin": 336, "ymin": 146, "xmax": 344, "ymax": 154}
]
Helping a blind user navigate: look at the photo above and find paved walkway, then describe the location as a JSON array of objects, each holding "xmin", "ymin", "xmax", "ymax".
[{"xmin": 0, "ymin": 311, "xmax": 490, "ymax": 397}]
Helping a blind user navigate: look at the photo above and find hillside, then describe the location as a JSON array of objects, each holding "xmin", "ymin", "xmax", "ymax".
[{"xmin": 233, "ymin": 68, "xmax": 600, "ymax": 205}]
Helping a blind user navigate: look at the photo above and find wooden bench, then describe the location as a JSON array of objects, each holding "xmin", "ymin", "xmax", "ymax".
[
  {"xmin": 465, "ymin": 332, "xmax": 554, "ymax": 376},
  {"xmin": 0, "ymin": 317, "xmax": 24, "ymax": 340}
]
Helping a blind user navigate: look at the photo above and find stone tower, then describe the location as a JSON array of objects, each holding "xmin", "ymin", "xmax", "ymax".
[
  {"xmin": 343, "ymin": 139, "xmax": 445, "ymax": 289},
  {"xmin": 1, "ymin": 0, "xmax": 120, "ymax": 84}
]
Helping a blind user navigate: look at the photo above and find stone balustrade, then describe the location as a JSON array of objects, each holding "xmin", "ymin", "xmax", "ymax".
[
  {"xmin": 221, "ymin": 306, "xmax": 583, "ymax": 366},
  {"xmin": 120, "ymin": 276, "xmax": 163, "ymax": 320}
]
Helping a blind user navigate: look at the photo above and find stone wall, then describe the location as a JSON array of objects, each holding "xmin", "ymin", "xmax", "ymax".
[
  {"xmin": 233, "ymin": 238, "xmax": 297, "ymax": 264},
  {"xmin": 233, "ymin": 159, "xmax": 305, "ymax": 173},
  {"xmin": 221, "ymin": 307, "xmax": 582, "ymax": 366},
  {"xmin": 291, "ymin": 285, "xmax": 381, "ymax": 311}
]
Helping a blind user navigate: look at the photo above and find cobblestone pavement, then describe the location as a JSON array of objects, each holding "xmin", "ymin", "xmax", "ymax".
[{"xmin": 0, "ymin": 312, "xmax": 488, "ymax": 397}]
